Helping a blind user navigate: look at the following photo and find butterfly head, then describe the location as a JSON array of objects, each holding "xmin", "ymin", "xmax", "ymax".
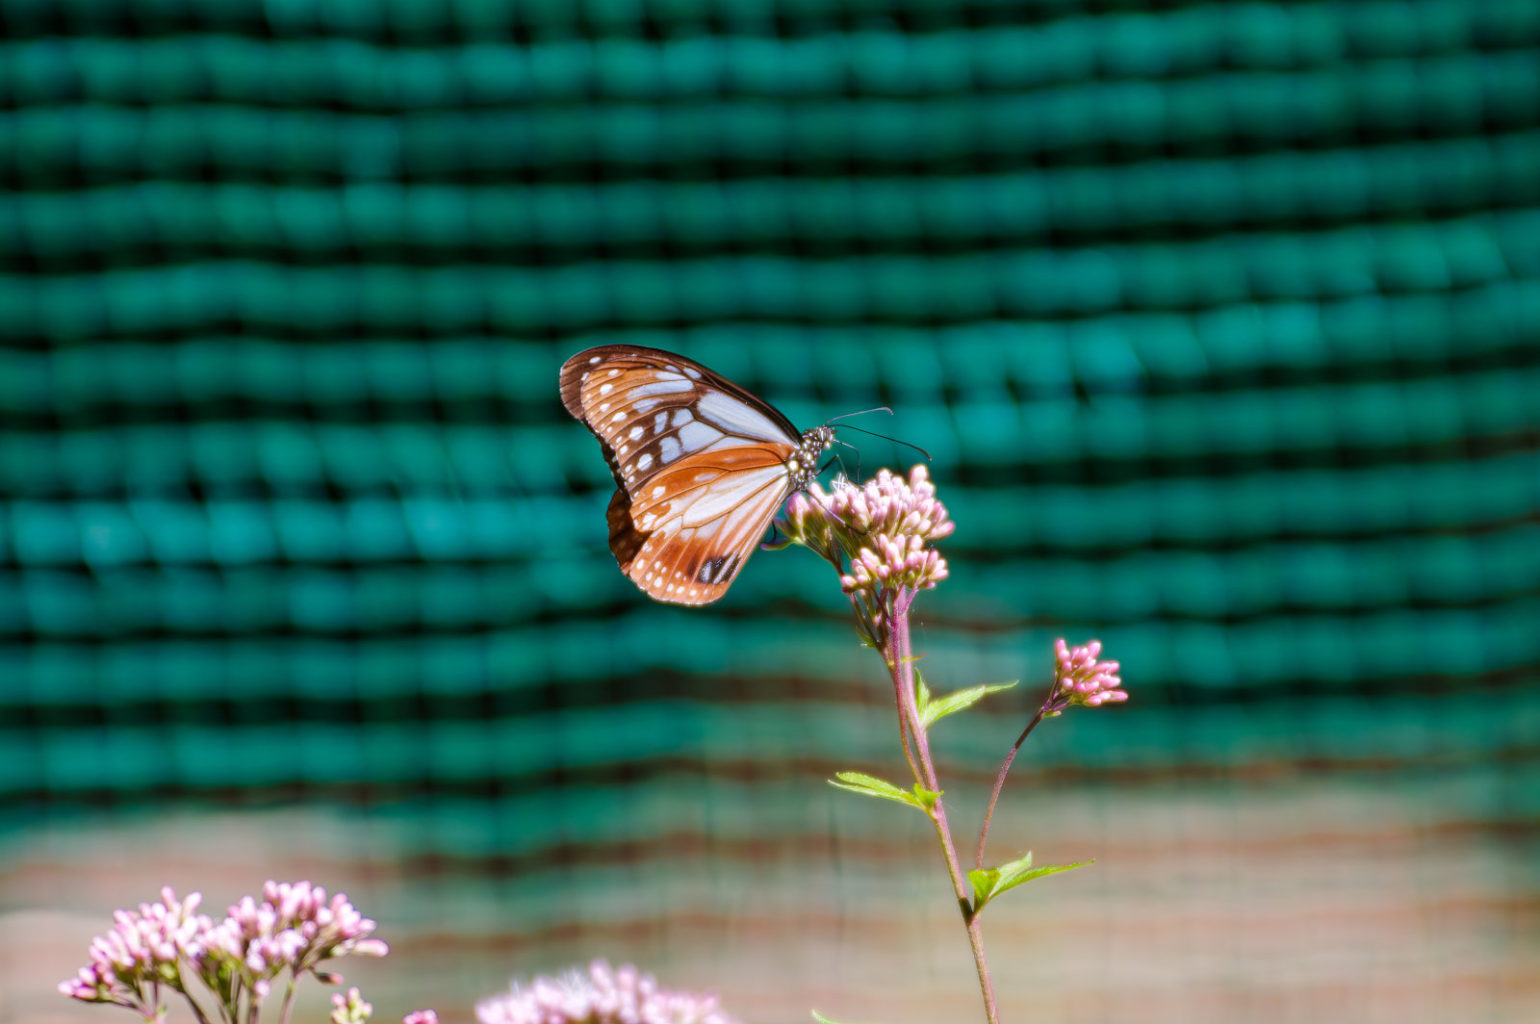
[{"xmin": 789, "ymin": 425, "xmax": 837, "ymax": 491}]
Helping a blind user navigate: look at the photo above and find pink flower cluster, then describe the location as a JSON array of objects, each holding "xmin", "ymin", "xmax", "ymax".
[
  {"xmin": 476, "ymin": 961, "xmax": 737, "ymax": 1024},
  {"xmin": 1053, "ymin": 639, "xmax": 1126, "ymax": 709},
  {"xmin": 842, "ymin": 533, "xmax": 947, "ymax": 595},
  {"xmin": 211, "ymin": 879, "xmax": 388, "ymax": 996},
  {"xmin": 781, "ymin": 465, "xmax": 954, "ymax": 597},
  {"xmin": 803, "ymin": 465, "xmax": 954, "ymax": 543},
  {"xmin": 58, "ymin": 886, "xmax": 208, "ymax": 1012},
  {"xmin": 61, "ymin": 881, "xmax": 393, "ymax": 1024}
]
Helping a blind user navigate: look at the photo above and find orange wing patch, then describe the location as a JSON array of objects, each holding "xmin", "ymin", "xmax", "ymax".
[{"xmin": 609, "ymin": 446, "xmax": 793, "ymax": 605}]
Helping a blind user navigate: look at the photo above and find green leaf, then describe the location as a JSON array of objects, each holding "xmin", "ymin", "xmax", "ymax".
[
  {"xmin": 812, "ymin": 1013, "xmax": 885, "ymax": 1024},
  {"xmin": 911, "ymin": 784, "xmax": 942, "ymax": 811},
  {"xmin": 918, "ymin": 680, "xmax": 1018, "ymax": 729},
  {"xmin": 970, "ymin": 852, "xmax": 1092, "ymax": 912},
  {"xmin": 829, "ymin": 771, "xmax": 929, "ymax": 812}
]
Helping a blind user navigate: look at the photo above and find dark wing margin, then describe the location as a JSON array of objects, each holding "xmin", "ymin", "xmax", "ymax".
[{"xmin": 558, "ymin": 344, "xmax": 803, "ymax": 440}]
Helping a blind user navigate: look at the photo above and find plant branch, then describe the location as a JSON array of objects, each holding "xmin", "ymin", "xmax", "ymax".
[
  {"xmin": 974, "ymin": 673, "xmax": 1061, "ymax": 870},
  {"xmin": 887, "ymin": 587, "xmax": 999, "ymax": 1024}
]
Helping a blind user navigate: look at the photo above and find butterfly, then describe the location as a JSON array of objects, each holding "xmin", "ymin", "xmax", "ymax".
[{"xmin": 560, "ymin": 345, "xmax": 835, "ymax": 605}]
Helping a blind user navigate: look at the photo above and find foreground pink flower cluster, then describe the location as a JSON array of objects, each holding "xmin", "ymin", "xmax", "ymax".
[
  {"xmin": 60, "ymin": 881, "xmax": 403, "ymax": 1024},
  {"xmin": 59, "ymin": 886, "xmax": 208, "ymax": 1012},
  {"xmin": 476, "ymin": 961, "xmax": 737, "ymax": 1024}
]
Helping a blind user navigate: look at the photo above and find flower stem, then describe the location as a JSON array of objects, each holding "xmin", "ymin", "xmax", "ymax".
[
  {"xmin": 974, "ymin": 674, "xmax": 1060, "ymax": 870},
  {"xmin": 887, "ymin": 588, "xmax": 999, "ymax": 1024},
  {"xmin": 277, "ymin": 976, "xmax": 297, "ymax": 1024}
]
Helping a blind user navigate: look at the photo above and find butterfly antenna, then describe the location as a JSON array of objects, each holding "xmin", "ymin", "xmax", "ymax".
[
  {"xmin": 833, "ymin": 423, "xmax": 932, "ymax": 462},
  {"xmin": 827, "ymin": 405, "xmax": 894, "ymax": 424}
]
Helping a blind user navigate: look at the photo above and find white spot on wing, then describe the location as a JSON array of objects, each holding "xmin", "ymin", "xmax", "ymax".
[
  {"xmin": 654, "ymin": 412, "xmax": 668, "ymax": 434},
  {"xmin": 659, "ymin": 436, "xmax": 682, "ymax": 463},
  {"xmin": 600, "ymin": 383, "xmax": 613, "ymax": 395},
  {"xmin": 589, "ymin": 356, "xmax": 601, "ymax": 364},
  {"xmin": 676, "ymin": 420, "xmax": 721, "ymax": 453},
  {"xmin": 629, "ymin": 376, "xmax": 692, "ymax": 399},
  {"xmin": 628, "ymin": 426, "xmax": 644, "ymax": 440},
  {"xmin": 637, "ymin": 453, "xmax": 654, "ymax": 471},
  {"xmin": 696, "ymin": 390, "xmax": 794, "ymax": 443}
]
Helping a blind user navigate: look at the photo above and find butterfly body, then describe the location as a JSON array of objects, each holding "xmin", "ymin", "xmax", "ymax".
[{"xmin": 560, "ymin": 345, "xmax": 832, "ymax": 604}]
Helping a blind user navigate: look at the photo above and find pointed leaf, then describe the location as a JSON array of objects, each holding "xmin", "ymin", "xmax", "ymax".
[
  {"xmin": 812, "ymin": 1013, "xmax": 885, "ymax": 1024},
  {"xmin": 968, "ymin": 866, "xmax": 1002, "ymax": 907},
  {"xmin": 970, "ymin": 851, "xmax": 1093, "ymax": 912},
  {"xmin": 918, "ymin": 680, "xmax": 1018, "ymax": 729},
  {"xmin": 992, "ymin": 859, "xmax": 1092, "ymax": 901},
  {"xmin": 914, "ymin": 669, "xmax": 933, "ymax": 722},
  {"xmin": 910, "ymin": 784, "xmax": 942, "ymax": 812},
  {"xmin": 829, "ymin": 771, "xmax": 927, "ymax": 811}
]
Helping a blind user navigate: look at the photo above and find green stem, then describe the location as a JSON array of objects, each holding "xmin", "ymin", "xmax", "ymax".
[
  {"xmin": 886, "ymin": 587, "xmax": 999, "ymax": 1024},
  {"xmin": 276, "ymin": 976, "xmax": 298, "ymax": 1024},
  {"xmin": 975, "ymin": 674, "xmax": 1063, "ymax": 870}
]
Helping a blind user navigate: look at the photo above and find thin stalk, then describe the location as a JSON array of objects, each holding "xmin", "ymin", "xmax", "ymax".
[
  {"xmin": 276, "ymin": 976, "xmax": 298, "ymax": 1024},
  {"xmin": 863, "ymin": 593, "xmax": 921, "ymax": 783},
  {"xmin": 887, "ymin": 588, "xmax": 999, "ymax": 1024},
  {"xmin": 169, "ymin": 967, "xmax": 216, "ymax": 1024},
  {"xmin": 974, "ymin": 675, "xmax": 1062, "ymax": 870}
]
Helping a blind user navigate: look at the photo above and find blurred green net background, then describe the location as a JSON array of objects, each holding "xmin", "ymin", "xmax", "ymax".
[{"xmin": 3, "ymin": 1, "xmax": 1538, "ymax": 1022}]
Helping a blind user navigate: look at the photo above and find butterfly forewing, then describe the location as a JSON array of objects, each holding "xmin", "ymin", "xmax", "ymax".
[
  {"xmin": 560, "ymin": 345, "xmax": 822, "ymax": 605},
  {"xmin": 561, "ymin": 347, "xmax": 801, "ymax": 491}
]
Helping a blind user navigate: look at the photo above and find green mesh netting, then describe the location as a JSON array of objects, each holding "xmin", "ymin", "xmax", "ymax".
[{"xmin": 3, "ymin": 4, "xmax": 1537, "ymax": 1023}]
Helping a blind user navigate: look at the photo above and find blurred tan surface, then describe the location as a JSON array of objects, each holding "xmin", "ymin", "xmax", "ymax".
[{"xmin": 6, "ymin": 774, "xmax": 1535, "ymax": 1024}]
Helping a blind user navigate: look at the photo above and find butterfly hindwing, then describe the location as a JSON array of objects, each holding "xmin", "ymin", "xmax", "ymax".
[
  {"xmin": 560, "ymin": 345, "xmax": 827, "ymax": 605},
  {"xmin": 610, "ymin": 446, "xmax": 793, "ymax": 605}
]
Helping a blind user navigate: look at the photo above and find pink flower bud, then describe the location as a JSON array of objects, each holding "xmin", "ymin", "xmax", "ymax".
[{"xmin": 1051, "ymin": 639, "xmax": 1127, "ymax": 711}]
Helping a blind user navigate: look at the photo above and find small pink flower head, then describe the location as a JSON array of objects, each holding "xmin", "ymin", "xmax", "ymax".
[
  {"xmin": 1052, "ymin": 639, "xmax": 1126, "ymax": 710},
  {"xmin": 476, "ymin": 960, "xmax": 738, "ymax": 1024},
  {"xmin": 779, "ymin": 465, "xmax": 953, "ymax": 598},
  {"xmin": 197, "ymin": 880, "xmax": 386, "ymax": 998},
  {"xmin": 403, "ymin": 1012, "xmax": 439, "ymax": 1024},
  {"xmin": 823, "ymin": 465, "xmax": 954, "ymax": 543},
  {"xmin": 840, "ymin": 532, "xmax": 949, "ymax": 595},
  {"xmin": 59, "ymin": 886, "xmax": 215, "ymax": 1009},
  {"xmin": 330, "ymin": 985, "xmax": 373, "ymax": 1024}
]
